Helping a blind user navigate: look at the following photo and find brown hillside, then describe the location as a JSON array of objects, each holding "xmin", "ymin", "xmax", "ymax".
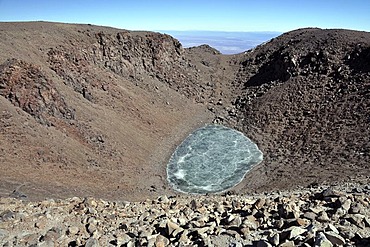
[
  {"xmin": 0, "ymin": 22, "xmax": 369, "ymax": 201},
  {"xmin": 230, "ymin": 28, "xmax": 370, "ymax": 192},
  {"xmin": 0, "ymin": 22, "xmax": 212, "ymax": 201}
]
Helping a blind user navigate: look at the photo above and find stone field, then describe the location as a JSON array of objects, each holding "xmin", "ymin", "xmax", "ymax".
[{"xmin": 1, "ymin": 183, "xmax": 369, "ymax": 246}]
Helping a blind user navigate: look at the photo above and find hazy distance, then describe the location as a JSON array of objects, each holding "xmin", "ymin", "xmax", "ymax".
[{"xmin": 161, "ymin": 31, "xmax": 281, "ymax": 54}]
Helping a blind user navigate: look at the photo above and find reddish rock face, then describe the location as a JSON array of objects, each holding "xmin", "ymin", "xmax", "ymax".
[{"xmin": 0, "ymin": 58, "xmax": 75, "ymax": 125}]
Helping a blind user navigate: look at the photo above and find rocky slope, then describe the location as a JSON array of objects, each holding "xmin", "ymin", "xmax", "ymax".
[
  {"xmin": 0, "ymin": 22, "xmax": 213, "ymax": 201},
  {"xmin": 1, "ymin": 184, "xmax": 369, "ymax": 246},
  {"xmin": 225, "ymin": 28, "xmax": 370, "ymax": 193}
]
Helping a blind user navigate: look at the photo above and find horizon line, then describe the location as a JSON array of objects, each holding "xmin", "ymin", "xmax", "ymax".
[
  {"xmin": 1, "ymin": 20, "xmax": 367, "ymax": 33},
  {"xmin": 157, "ymin": 30, "xmax": 283, "ymax": 33}
]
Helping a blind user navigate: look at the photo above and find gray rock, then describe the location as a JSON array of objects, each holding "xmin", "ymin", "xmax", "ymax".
[
  {"xmin": 166, "ymin": 220, "xmax": 180, "ymax": 236},
  {"xmin": 227, "ymin": 214, "xmax": 235, "ymax": 223},
  {"xmin": 324, "ymin": 231, "xmax": 345, "ymax": 245},
  {"xmin": 126, "ymin": 240, "xmax": 135, "ymax": 247},
  {"xmin": 225, "ymin": 229, "xmax": 240, "ymax": 238},
  {"xmin": 243, "ymin": 215, "xmax": 259, "ymax": 230},
  {"xmin": 179, "ymin": 229, "xmax": 190, "ymax": 243},
  {"xmin": 322, "ymin": 188, "xmax": 341, "ymax": 197},
  {"xmin": 196, "ymin": 226, "xmax": 209, "ymax": 235},
  {"xmin": 280, "ymin": 240, "xmax": 295, "ymax": 247},
  {"xmin": 158, "ymin": 219, "xmax": 167, "ymax": 229},
  {"xmin": 347, "ymin": 213, "xmax": 365, "ymax": 228},
  {"xmin": 88, "ymin": 207, "xmax": 97, "ymax": 214},
  {"xmin": 158, "ymin": 195, "xmax": 170, "ymax": 204},
  {"xmin": 268, "ymin": 233, "xmax": 279, "ymax": 246},
  {"xmin": 155, "ymin": 234, "xmax": 170, "ymax": 247},
  {"xmin": 274, "ymin": 219, "xmax": 285, "ymax": 229},
  {"xmin": 0, "ymin": 229, "xmax": 8, "ymax": 239},
  {"xmin": 315, "ymin": 232, "xmax": 333, "ymax": 247},
  {"xmin": 255, "ymin": 198, "xmax": 266, "ymax": 209},
  {"xmin": 341, "ymin": 198, "xmax": 351, "ymax": 212},
  {"xmin": 287, "ymin": 226, "xmax": 307, "ymax": 239},
  {"xmin": 20, "ymin": 233, "xmax": 39, "ymax": 246},
  {"xmin": 189, "ymin": 199, "xmax": 199, "ymax": 210},
  {"xmin": 364, "ymin": 217, "xmax": 370, "ymax": 227},
  {"xmin": 147, "ymin": 235, "xmax": 159, "ymax": 246},
  {"xmin": 85, "ymin": 237, "xmax": 99, "ymax": 247},
  {"xmin": 317, "ymin": 211, "xmax": 330, "ymax": 222},
  {"xmin": 172, "ymin": 227, "xmax": 184, "ymax": 238},
  {"xmin": 178, "ymin": 216, "xmax": 187, "ymax": 226},
  {"xmin": 39, "ymin": 240, "xmax": 55, "ymax": 247},
  {"xmin": 325, "ymin": 224, "xmax": 339, "ymax": 234},
  {"xmin": 239, "ymin": 227, "xmax": 249, "ymax": 238},
  {"xmin": 310, "ymin": 206, "xmax": 325, "ymax": 214},
  {"xmin": 229, "ymin": 215, "xmax": 242, "ymax": 227},
  {"xmin": 303, "ymin": 212, "xmax": 317, "ymax": 220},
  {"xmin": 0, "ymin": 184, "xmax": 369, "ymax": 247},
  {"xmin": 87, "ymin": 222, "xmax": 98, "ymax": 234},
  {"xmin": 117, "ymin": 233, "xmax": 132, "ymax": 245},
  {"xmin": 231, "ymin": 242, "xmax": 243, "ymax": 247},
  {"xmin": 84, "ymin": 198, "xmax": 98, "ymax": 208},
  {"xmin": 43, "ymin": 227, "xmax": 62, "ymax": 242},
  {"xmin": 139, "ymin": 229, "xmax": 152, "ymax": 238},
  {"xmin": 336, "ymin": 225, "xmax": 356, "ymax": 239},
  {"xmin": 68, "ymin": 226, "xmax": 79, "ymax": 235},
  {"xmin": 256, "ymin": 240, "xmax": 272, "ymax": 247},
  {"xmin": 0, "ymin": 210, "xmax": 15, "ymax": 221},
  {"xmin": 349, "ymin": 204, "xmax": 364, "ymax": 214}
]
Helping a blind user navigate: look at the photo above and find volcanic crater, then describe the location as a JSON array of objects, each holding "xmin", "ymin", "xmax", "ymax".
[{"xmin": 0, "ymin": 22, "xmax": 369, "ymax": 201}]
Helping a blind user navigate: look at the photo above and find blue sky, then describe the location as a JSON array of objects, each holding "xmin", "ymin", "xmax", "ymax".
[{"xmin": 0, "ymin": 0, "xmax": 369, "ymax": 32}]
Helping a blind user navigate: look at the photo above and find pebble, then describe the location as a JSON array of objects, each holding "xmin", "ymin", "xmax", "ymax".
[
  {"xmin": 155, "ymin": 234, "xmax": 169, "ymax": 247},
  {"xmin": 280, "ymin": 240, "xmax": 295, "ymax": 247},
  {"xmin": 287, "ymin": 226, "xmax": 307, "ymax": 239},
  {"xmin": 166, "ymin": 220, "xmax": 181, "ymax": 236},
  {"xmin": 0, "ymin": 229, "xmax": 8, "ymax": 239},
  {"xmin": 68, "ymin": 226, "xmax": 79, "ymax": 235},
  {"xmin": 85, "ymin": 237, "xmax": 99, "ymax": 247}
]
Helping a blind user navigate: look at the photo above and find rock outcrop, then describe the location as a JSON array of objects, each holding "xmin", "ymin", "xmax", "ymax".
[
  {"xmin": 0, "ymin": 58, "xmax": 75, "ymax": 125},
  {"xmin": 47, "ymin": 30, "xmax": 203, "ymax": 101}
]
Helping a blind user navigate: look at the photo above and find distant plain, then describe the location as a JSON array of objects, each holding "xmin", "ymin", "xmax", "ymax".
[{"xmin": 161, "ymin": 31, "xmax": 281, "ymax": 54}]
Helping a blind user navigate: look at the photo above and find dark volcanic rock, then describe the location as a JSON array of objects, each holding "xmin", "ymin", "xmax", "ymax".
[
  {"xmin": 229, "ymin": 28, "xmax": 370, "ymax": 192},
  {"xmin": 187, "ymin": 44, "xmax": 222, "ymax": 55},
  {"xmin": 47, "ymin": 30, "xmax": 202, "ymax": 100}
]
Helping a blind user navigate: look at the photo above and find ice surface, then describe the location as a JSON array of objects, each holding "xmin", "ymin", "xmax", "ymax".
[{"xmin": 167, "ymin": 125, "xmax": 263, "ymax": 194}]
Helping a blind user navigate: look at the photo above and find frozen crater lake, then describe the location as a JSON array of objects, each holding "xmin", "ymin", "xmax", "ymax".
[{"xmin": 167, "ymin": 125, "xmax": 263, "ymax": 194}]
